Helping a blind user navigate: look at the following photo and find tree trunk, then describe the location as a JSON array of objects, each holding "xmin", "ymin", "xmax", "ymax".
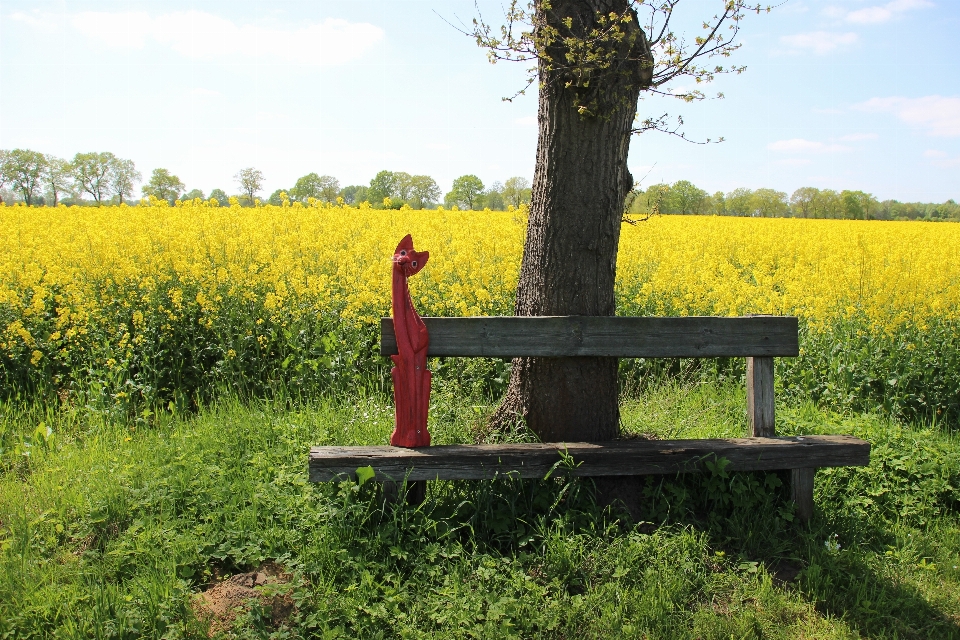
[{"xmin": 492, "ymin": 0, "xmax": 651, "ymax": 442}]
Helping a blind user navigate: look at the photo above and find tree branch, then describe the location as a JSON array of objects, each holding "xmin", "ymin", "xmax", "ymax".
[{"xmin": 465, "ymin": 0, "xmax": 773, "ymax": 138}]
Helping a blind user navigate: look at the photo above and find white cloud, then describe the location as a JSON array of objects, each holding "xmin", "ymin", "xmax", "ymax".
[
  {"xmin": 854, "ymin": 95, "xmax": 960, "ymax": 137},
  {"xmin": 189, "ymin": 88, "xmax": 221, "ymax": 98},
  {"xmin": 9, "ymin": 10, "xmax": 61, "ymax": 32},
  {"xmin": 256, "ymin": 111, "xmax": 292, "ymax": 126},
  {"xmin": 767, "ymin": 138, "xmax": 851, "ymax": 153},
  {"xmin": 779, "ymin": 31, "xmax": 858, "ymax": 55},
  {"xmin": 846, "ymin": 0, "xmax": 933, "ymax": 24},
  {"xmin": 70, "ymin": 11, "xmax": 153, "ymax": 48},
  {"xmin": 923, "ymin": 149, "xmax": 960, "ymax": 168},
  {"xmin": 782, "ymin": 1, "xmax": 811, "ymax": 14},
  {"xmin": 838, "ymin": 133, "xmax": 879, "ymax": 142},
  {"xmin": 20, "ymin": 10, "xmax": 383, "ymax": 66}
]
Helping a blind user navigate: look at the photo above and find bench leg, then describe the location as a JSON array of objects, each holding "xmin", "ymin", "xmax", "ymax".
[
  {"xmin": 791, "ymin": 468, "xmax": 816, "ymax": 522},
  {"xmin": 382, "ymin": 480, "xmax": 426, "ymax": 506},
  {"xmin": 406, "ymin": 480, "xmax": 426, "ymax": 506}
]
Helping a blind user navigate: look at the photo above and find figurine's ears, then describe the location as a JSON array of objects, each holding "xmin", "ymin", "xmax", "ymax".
[
  {"xmin": 395, "ymin": 234, "xmax": 414, "ymax": 254},
  {"xmin": 412, "ymin": 251, "xmax": 429, "ymax": 271}
]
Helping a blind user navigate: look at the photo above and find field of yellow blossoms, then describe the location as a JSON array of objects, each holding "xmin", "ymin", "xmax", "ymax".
[{"xmin": 1, "ymin": 199, "xmax": 958, "ymax": 420}]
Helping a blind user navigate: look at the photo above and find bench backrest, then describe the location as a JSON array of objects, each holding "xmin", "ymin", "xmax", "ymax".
[
  {"xmin": 381, "ymin": 316, "xmax": 799, "ymax": 359},
  {"xmin": 381, "ymin": 315, "xmax": 797, "ymax": 438}
]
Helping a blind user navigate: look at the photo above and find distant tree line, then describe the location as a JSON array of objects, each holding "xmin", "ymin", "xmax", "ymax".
[
  {"xmin": 0, "ymin": 147, "xmax": 534, "ymax": 211},
  {"xmin": 269, "ymin": 171, "xmax": 533, "ymax": 211},
  {"xmin": 2, "ymin": 148, "xmax": 954, "ymax": 220},
  {"xmin": 0, "ymin": 149, "xmax": 142, "ymax": 206},
  {"xmin": 629, "ymin": 180, "xmax": 960, "ymax": 222}
]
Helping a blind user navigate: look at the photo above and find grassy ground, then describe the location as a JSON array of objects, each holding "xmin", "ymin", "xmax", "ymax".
[{"xmin": 1, "ymin": 382, "xmax": 959, "ymax": 638}]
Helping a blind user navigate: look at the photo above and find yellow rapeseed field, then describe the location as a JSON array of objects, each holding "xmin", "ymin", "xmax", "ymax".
[
  {"xmin": 616, "ymin": 214, "xmax": 960, "ymax": 331},
  {"xmin": 2, "ymin": 200, "xmax": 957, "ymax": 331},
  {"xmin": 0, "ymin": 199, "xmax": 958, "ymax": 410}
]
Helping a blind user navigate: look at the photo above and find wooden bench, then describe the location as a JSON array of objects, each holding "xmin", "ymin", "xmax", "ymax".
[{"xmin": 309, "ymin": 316, "xmax": 870, "ymax": 521}]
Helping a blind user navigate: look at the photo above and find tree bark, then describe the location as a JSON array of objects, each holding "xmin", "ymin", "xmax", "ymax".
[{"xmin": 492, "ymin": 0, "xmax": 652, "ymax": 442}]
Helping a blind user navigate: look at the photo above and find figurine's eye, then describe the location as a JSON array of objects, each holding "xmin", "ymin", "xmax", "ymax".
[
  {"xmin": 412, "ymin": 261, "xmax": 417, "ymax": 267},
  {"xmin": 400, "ymin": 250, "xmax": 407, "ymax": 256}
]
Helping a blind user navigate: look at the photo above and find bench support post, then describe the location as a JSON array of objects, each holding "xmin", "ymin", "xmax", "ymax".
[
  {"xmin": 747, "ymin": 356, "xmax": 816, "ymax": 522},
  {"xmin": 746, "ymin": 356, "xmax": 775, "ymax": 437},
  {"xmin": 382, "ymin": 480, "xmax": 426, "ymax": 506},
  {"xmin": 791, "ymin": 468, "xmax": 816, "ymax": 522}
]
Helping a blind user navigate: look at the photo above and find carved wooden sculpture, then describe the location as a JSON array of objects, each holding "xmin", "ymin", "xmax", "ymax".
[{"xmin": 390, "ymin": 235, "xmax": 431, "ymax": 448}]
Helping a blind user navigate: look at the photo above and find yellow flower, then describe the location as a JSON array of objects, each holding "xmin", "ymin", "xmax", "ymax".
[{"xmin": 0, "ymin": 203, "xmax": 955, "ymax": 382}]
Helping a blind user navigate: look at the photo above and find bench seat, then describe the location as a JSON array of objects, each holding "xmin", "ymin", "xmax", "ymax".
[{"xmin": 309, "ymin": 435, "xmax": 869, "ymax": 482}]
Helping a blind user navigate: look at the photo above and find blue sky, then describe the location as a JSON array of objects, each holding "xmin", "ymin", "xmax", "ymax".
[{"xmin": 1, "ymin": 0, "xmax": 957, "ymax": 202}]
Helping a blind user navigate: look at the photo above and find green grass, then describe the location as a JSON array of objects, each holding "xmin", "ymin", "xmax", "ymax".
[{"xmin": 1, "ymin": 383, "xmax": 959, "ymax": 638}]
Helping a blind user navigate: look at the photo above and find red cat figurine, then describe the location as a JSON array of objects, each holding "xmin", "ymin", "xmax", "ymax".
[{"xmin": 390, "ymin": 235, "xmax": 431, "ymax": 448}]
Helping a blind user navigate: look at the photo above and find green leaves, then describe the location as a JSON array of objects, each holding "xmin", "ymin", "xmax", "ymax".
[
  {"xmin": 5, "ymin": 388, "xmax": 960, "ymax": 637},
  {"xmin": 356, "ymin": 465, "xmax": 376, "ymax": 486},
  {"xmin": 781, "ymin": 316, "xmax": 960, "ymax": 423}
]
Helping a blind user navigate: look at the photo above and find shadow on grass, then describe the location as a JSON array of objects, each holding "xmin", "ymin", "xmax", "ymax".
[
  {"xmin": 364, "ymin": 467, "xmax": 957, "ymax": 637},
  {"xmin": 795, "ymin": 510, "xmax": 960, "ymax": 640},
  {"xmin": 590, "ymin": 472, "xmax": 960, "ymax": 639}
]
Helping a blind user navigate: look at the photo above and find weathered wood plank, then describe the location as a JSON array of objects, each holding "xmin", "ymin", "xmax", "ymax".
[
  {"xmin": 791, "ymin": 468, "xmax": 816, "ymax": 522},
  {"xmin": 309, "ymin": 435, "xmax": 868, "ymax": 482},
  {"xmin": 747, "ymin": 356, "xmax": 776, "ymax": 437},
  {"xmin": 380, "ymin": 316, "xmax": 799, "ymax": 358}
]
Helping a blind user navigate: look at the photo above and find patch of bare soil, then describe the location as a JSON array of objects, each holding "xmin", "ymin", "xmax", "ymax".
[
  {"xmin": 193, "ymin": 562, "xmax": 294, "ymax": 636},
  {"xmin": 617, "ymin": 432, "xmax": 660, "ymax": 440}
]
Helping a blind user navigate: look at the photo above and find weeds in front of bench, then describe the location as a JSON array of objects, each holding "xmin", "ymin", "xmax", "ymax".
[{"xmin": 3, "ymin": 390, "xmax": 960, "ymax": 637}]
